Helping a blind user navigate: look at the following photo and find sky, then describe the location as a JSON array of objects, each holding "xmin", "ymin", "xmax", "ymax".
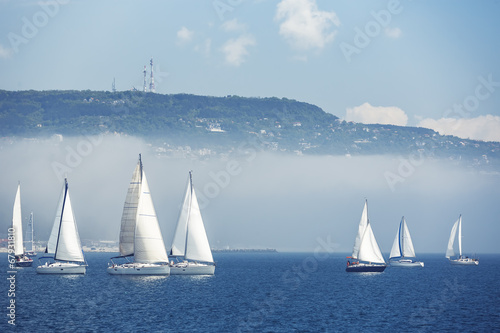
[
  {"xmin": 0, "ymin": 1, "xmax": 500, "ymax": 254},
  {"xmin": 0, "ymin": 0, "xmax": 500, "ymax": 141}
]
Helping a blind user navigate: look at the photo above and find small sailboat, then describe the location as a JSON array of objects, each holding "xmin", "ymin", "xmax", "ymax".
[
  {"xmin": 25, "ymin": 212, "xmax": 37, "ymax": 257},
  {"xmin": 107, "ymin": 154, "xmax": 170, "ymax": 275},
  {"xmin": 389, "ymin": 217, "xmax": 424, "ymax": 267},
  {"xmin": 11, "ymin": 183, "xmax": 33, "ymax": 267},
  {"xmin": 446, "ymin": 215, "xmax": 478, "ymax": 265},
  {"xmin": 36, "ymin": 179, "xmax": 87, "ymax": 274},
  {"xmin": 346, "ymin": 200, "xmax": 387, "ymax": 272},
  {"xmin": 169, "ymin": 171, "xmax": 215, "ymax": 275}
]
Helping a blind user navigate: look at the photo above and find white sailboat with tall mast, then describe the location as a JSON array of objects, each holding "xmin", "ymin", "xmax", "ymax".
[
  {"xmin": 446, "ymin": 215, "xmax": 478, "ymax": 265},
  {"xmin": 37, "ymin": 178, "xmax": 86, "ymax": 274},
  {"xmin": 169, "ymin": 171, "xmax": 215, "ymax": 275},
  {"xmin": 346, "ymin": 200, "xmax": 386, "ymax": 272},
  {"xmin": 11, "ymin": 183, "xmax": 33, "ymax": 267},
  {"xmin": 389, "ymin": 217, "xmax": 424, "ymax": 267},
  {"xmin": 107, "ymin": 154, "xmax": 170, "ymax": 275}
]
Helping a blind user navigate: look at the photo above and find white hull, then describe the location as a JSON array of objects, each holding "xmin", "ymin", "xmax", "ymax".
[
  {"xmin": 390, "ymin": 260, "xmax": 424, "ymax": 267},
  {"xmin": 170, "ymin": 262, "xmax": 215, "ymax": 275},
  {"xmin": 36, "ymin": 262, "xmax": 86, "ymax": 274},
  {"xmin": 450, "ymin": 258, "xmax": 478, "ymax": 265},
  {"xmin": 107, "ymin": 263, "xmax": 170, "ymax": 275}
]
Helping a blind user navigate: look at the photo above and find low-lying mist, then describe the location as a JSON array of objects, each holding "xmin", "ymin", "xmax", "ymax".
[{"xmin": 1, "ymin": 134, "xmax": 499, "ymax": 254}]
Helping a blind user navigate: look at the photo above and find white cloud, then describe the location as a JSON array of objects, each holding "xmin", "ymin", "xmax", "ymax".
[
  {"xmin": 385, "ymin": 27, "xmax": 402, "ymax": 39},
  {"xmin": 0, "ymin": 44, "xmax": 13, "ymax": 59},
  {"xmin": 221, "ymin": 18, "xmax": 247, "ymax": 32},
  {"xmin": 345, "ymin": 102, "xmax": 408, "ymax": 126},
  {"xmin": 275, "ymin": 0, "xmax": 340, "ymax": 50},
  {"xmin": 177, "ymin": 26, "xmax": 194, "ymax": 43},
  {"xmin": 418, "ymin": 115, "xmax": 500, "ymax": 142},
  {"xmin": 222, "ymin": 34, "xmax": 256, "ymax": 66}
]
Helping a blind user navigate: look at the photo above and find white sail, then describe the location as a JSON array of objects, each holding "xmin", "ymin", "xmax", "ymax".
[
  {"xmin": 170, "ymin": 178, "xmax": 191, "ymax": 257},
  {"xmin": 133, "ymin": 171, "xmax": 169, "ymax": 264},
  {"xmin": 54, "ymin": 184, "xmax": 84, "ymax": 263},
  {"xmin": 351, "ymin": 200, "xmax": 368, "ymax": 259},
  {"xmin": 457, "ymin": 215, "xmax": 462, "ymax": 256},
  {"xmin": 445, "ymin": 217, "xmax": 459, "ymax": 258},
  {"xmin": 185, "ymin": 188, "xmax": 214, "ymax": 263},
  {"xmin": 389, "ymin": 226, "xmax": 401, "ymax": 259},
  {"xmin": 119, "ymin": 160, "xmax": 142, "ymax": 256},
  {"xmin": 12, "ymin": 184, "xmax": 24, "ymax": 256},
  {"xmin": 390, "ymin": 217, "xmax": 416, "ymax": 259},
  {"xmin": 46, "ymin": 185, "xmax": 65, "ymax": 254},
  {"xmin": 401, "ymin": 219, "xmax": 416, "ymax": 258},
  {"xmin": 358, "ymin": 222, "xmax": 385, "ymax": 264}
]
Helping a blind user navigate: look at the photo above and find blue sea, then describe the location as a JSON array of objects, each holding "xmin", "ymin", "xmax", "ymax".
[{"xmin": 1, "ymin": 252, "xmax": 499, "ymax": 332}]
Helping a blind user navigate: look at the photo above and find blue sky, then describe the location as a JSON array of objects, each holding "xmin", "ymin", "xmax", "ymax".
[{"xmin": 1, "ymin": 0, "xmax": 500, "ymax": 141}]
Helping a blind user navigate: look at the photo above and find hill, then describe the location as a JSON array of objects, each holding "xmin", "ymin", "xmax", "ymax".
[{"xmin": 1, "ymin": 90, "xmax": 499, "ymax": 167}]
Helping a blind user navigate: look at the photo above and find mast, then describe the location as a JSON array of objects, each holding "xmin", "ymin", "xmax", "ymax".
[
  {"xmin": 54, "ymin": 179, "xmax": 69, "ymax": 260},
  {"xmin": 399, "ymin": 217, "xmax": 404, "ymax": 258}
]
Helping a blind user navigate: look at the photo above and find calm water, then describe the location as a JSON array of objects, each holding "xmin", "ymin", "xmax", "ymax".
[{"xmin": 1, "ymin": 252, "xmax": 499, "ymax": 332}]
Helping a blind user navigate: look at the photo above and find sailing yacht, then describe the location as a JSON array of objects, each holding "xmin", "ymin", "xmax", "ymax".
[
  {"xmin": 25, "ymin": 212, "xmax": 37, "ymax": 257},
  {"xmin": 169, "ymin": 171, "xmax": 215, "ymax": 275},
  {"xmin": 11, "ymin": 183, "xmax": 33, "ymax": 267},
  {"xmin": 36, "ymin": 179, "xmax": 87, "ymax": 274},
  {"xmin": 446, "ymin": 215, "xmax": 478, "ymax": 265},
  {"xmin": 389, "ymin": 217, "xmax": 424, "ymax": 267},
  {"xmin": 346, "ymin": 200, "xmax": 387, "ymax": 272},
  {"xmin": 107, "ymin": 155, "xmax": 170, "ymax": 275}
]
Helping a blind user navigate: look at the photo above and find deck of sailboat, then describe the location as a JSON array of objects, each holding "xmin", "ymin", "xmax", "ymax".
[
  {"xmin": 170, "ymin": 261, "xmax": 215, "ymax": 275},
  {"xmin": 36, "ymin": 262, "xmax": 86, "ymax": 274},
  {"xmin": 107, "ymin": 262, "xmax": 170, "ymax": 275}
]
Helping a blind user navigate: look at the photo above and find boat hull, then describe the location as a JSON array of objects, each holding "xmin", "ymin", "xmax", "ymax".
[
  {"xmin": 107, "ymin": 263, "xmax": 170, "ymax": 275},
  {"xmin": 346, "ymin": 263, "xmax": 387, "ymax": 272},
  {"xmin": 390, "ymin": 260, "xmax": 424, "ymax": 267},
  {"xmin": 170, "ymin": 262, "xmax": 215, "ymax": 275},
  {"xmin": 36, "ymin": 262, "xmax": 86, "ymax": 274},
  {"xmin": 450, "ymin": 258, "xmax": 478, "ymax": 265},
  {"xmin": 16, "ymin": 259, "xmax": 33, "ymax": 267}
]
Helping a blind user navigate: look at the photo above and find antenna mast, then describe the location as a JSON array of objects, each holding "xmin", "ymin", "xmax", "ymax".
[{"xmin": 149, "ymin": 57, "xmax": 155, "ymax": 93}]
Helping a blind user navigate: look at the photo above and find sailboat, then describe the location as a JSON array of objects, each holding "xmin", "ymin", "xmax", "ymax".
[
  {"xmin": 169, "ymin": 171, "xmax": 215, "ymax": 275},
  {"xmin": 36, "ymin": 179, "xmax": 87, "ymax": 274},
  {"xmin": 25, "ymin": 212, "xmax": 37, "ymax": 257},
  {"xmin": 389, "ymin": 217, "xmax": 424, "ymax": 267},
  {"xmin": 11, "ymin": 183, "xmax": 33, "ymax": 267},
  {"xmin": 346, "ymin": 200, "xmax": 387, "ymax": 272},
  {"xmin": 446, "ymin": 215, "xmax": 478, "ymax": 265},
  {"xmin": 107, "ymin": 154, "xmax": 170, "ymax": 275}
]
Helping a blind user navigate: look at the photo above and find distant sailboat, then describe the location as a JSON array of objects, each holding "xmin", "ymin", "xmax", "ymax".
[
  {"xmin": 389, "ymin": 217, "xmax": 424, "ymax": 267},
  {"xmin": 170, "ymin": 171, "xmax": 215, "ymax": 275},
  {"xmin": 11, "ymin": 183, "xmax": 33, "ymax": 267},
  {"xmin": 25, "ymin": 212, "xmax": 37, "ymax": 257},
  {"xmin": 36, "ymin": 179, "xmax": 87, "ymax": 274},
  {"xmin": 107, "ymin": 154, "xmax": 170, "ymax": 275},
  {"xmin": 446, "ymin": 215, "xmax": 478, "ymax": 265},
  {"xmin": 346, "ymin": 200, "xmax": 387, "ymax": 272}
]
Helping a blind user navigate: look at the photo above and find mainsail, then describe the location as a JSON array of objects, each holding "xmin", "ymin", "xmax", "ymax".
[
  {"xmin": 446, "ymin": 215, "xmax": 461, "ymax": 259},
  {"xmin": 12, "ymin": 184, "xmax": 24, "ymax": 257},
  {"xmin": 170, "ymin": 172, "xmax": 213, "ymax": 263},
  {"xmin": 351, "ymin": 200, "xmax": 368, "ymax": 259},
  {"xmin": 390, "ymin": 217, "xmax": 416, "ymax": 259},
  {"xmin": 119, "ymin": 158, "xmax": 142, "ymax": 257},
  {"xmin": 133, "ymin": 172, "xmax": 169, "ymax": 264},
  {"xmin": 54, "ymin": 180, "xmax": 85, "ymax": 263},
  {"xmin": 46, "ymin": 185, "xmax": 65, "ymax": 254}
]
